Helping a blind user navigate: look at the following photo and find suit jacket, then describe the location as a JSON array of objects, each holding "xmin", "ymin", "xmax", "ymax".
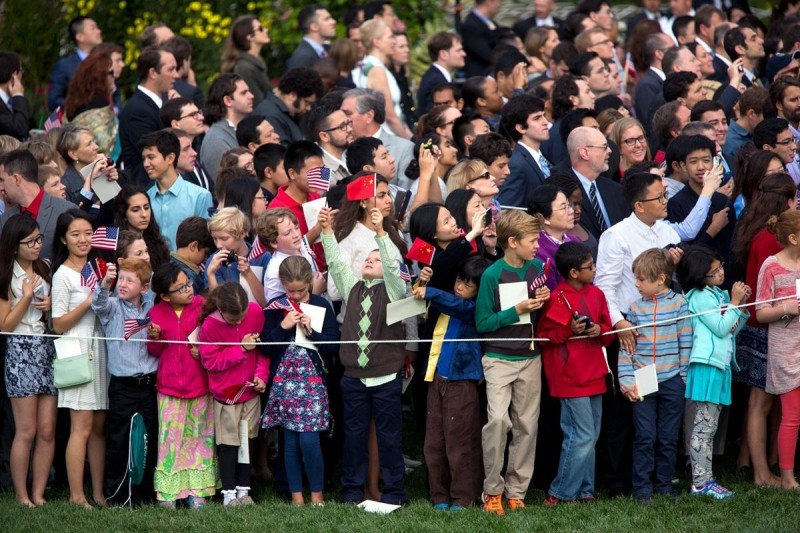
[
  {"xmin": 377, "ymin": 127, "xmax": 414, "ymax": 191},
  {"xmin": 181, "ymin": 161, "xmax": 216, "ymax": 203},
  {"xmin": 0, "ymin": 192, "xmax": 76, "ymax": 261},
  {"xmin": 633, "ymin": 69, "xmax": 665, "ymax": 145},
  {"xmin": 174, "ymin": 78, "xmax": 204, "ymax": 109},
  {"xmin": 541, "ymin": 119, "xmax": 567, "ymax": 167},
  {"xmin": 286, "ymin": 40, "xmax": 322, "ymax": 71},
  {"xmin": 119, "ymin": 89, "xmax": 162, "ymax": 189},
  {"xmin": 416, "ymin": 66, "xmax": 449, "ymax": 119},
  {"xmin": 555, "ymin": 167, "xmax": 629, "ymax": 241},
  {"xmin": 0, "ymin": 95, "xmax": 29, "ymax": 140},
  {"xmin": 625, "ymin": 10, "xmax": 664, "ymax": 37},
  {"xmin": 48, "ymin": 52, "xmax": 82, "ymax": 111},
  {"xmin": 252, "ymin": 92, "xmax": 306, "ymax": 147},
  {"xmin": 512, "ymin": 15, "xmax": 565, "ymax": 42},
  {"xmin": 461, "ymin": 12, "xmax": 497, "ymax": 77},
  {"xmin": 709, "ymin": 55, "xmax": 730, "ymax": 85},
  {"xmin": 497, "ymin": 144, "xmax": 547, "ymax": 208}
]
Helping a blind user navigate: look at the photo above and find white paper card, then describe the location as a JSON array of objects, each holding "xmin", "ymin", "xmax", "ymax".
[
  {"xmin": 188, "ymin": 327, "xmax": 200, "ymax": 344},
  {"xmin": 635, "ymin": 364, "xmax": 659, "ymax": 397},
  {"xmin": 357, "ymin": 500, "xmax": 401, "ymax": 514},
  {"xmin": 796, "ymin": 279, "xmax": 800, "ymax": 299},
  {"xmin": 499, "ymin": 281, "xmax": 530, "ymax": 325},
  {"xmin": 302, "ymin": 197, "xmax": 327, "ymax": 243},
  {"xmin": 91, "ymin": 175, "xmax": 122, "ymax": 203},
  {"xmin": 237, "ymin": 420, "xmax": 250, "ymax": 463},
  {"xmin": 250, "ymin": 265, "xmax": 264, "ymax": 283},
  {"xmin": 295, "ymin": 302, "xmax": 327, "ymax": 350},
  {"xmin": 79, "ymin": 162, "xmax": 97, "ymax": 179},
  {"xmin": 54, "ymin": 337, "xmax": 83, "ymax": 360},
  {"xmin": 386, "ymin": 296, "xmax": 426, "ymax": 325}
]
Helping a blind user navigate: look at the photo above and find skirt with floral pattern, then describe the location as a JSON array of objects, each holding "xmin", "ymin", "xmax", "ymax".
[{"xmin": 5, "ymin": 335, "xmax": 56, "ymax": 398}]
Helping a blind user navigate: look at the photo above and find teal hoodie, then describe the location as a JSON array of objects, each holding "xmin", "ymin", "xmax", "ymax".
[{"xmin": 684, "ymin": 286, "xmax": 748, "ymax": 371}]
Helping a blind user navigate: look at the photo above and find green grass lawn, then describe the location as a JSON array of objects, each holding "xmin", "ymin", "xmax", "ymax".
[{"xmin": 3, "ymin": 464, "xmax": 800, "ymax": 533}]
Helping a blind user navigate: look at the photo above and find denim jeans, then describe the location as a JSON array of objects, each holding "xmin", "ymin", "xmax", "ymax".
[
  {"xmin": 631, "ymin": 374, "xmax": 685, "ymax": 498},
  {"xmin": 284, "ymin": 430, "xmax": 324, "ymax": 493},
  {"xmin": 548, "ymin": 395, "xmax": 602, "ymax": 500}
]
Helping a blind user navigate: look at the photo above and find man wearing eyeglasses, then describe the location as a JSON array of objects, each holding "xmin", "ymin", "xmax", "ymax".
[
  {"xmin": 161, "ymin": 98, "xmax": 213, "ymax": 194},
  {"xmin": 308, "ymin": 105, "xmax": 353, "ymax": 186}
]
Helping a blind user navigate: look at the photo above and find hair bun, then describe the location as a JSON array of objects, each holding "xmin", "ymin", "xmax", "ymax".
[{"xmin": 766, "ymin": 215, "xmax": 779, "ymax": 234}]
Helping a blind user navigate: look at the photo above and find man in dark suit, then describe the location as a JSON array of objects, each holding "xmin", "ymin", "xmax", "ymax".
[
  {"xmin": 0, "ymin": 52, "xmax": 29, "ymax": 141},
  {"xmin": 625, "ymin": 0, "xmax": 665, "ymax": 38},
  {"xmin": 513, "ymin": 0, "xmax": 565, "ymax": 41},
  {"xmin": 48, "ymin": 16, "xmax": 103, "ymax": 112},
  {"xmin": 286, "ymin": 4, "xmax": 337, "ymax": 70},
  {"xmin": 162, "ymin": 36, "xmax": 204, "ymax": 108},
  {"xmin": 460, "ymin": 0, "xmax": 501, "ymax": 77},
  {"xmin": 497, "ymin": 94, "xmax": 550, "ymax": 208},
  {"xmin": 416, "ymin": 32, "xmax": 465, "ymax": 119},
  {"xmin": 253, "ymin": 68, "xmax": 324, "ymax": 147},
  {"xmin": 564, "ymin": 127, "xmax": 629, "ymax": 241},
  {"xmin": 0, "ymin": 150, "xmax": 76, "ymax": 261},
  {"xmin": 119, "ymin": 46, "xmax": 179, "ymax": 188},
  {"xmin": 634, "ymin": 33, "xmax": 673, "ymax": 145}
]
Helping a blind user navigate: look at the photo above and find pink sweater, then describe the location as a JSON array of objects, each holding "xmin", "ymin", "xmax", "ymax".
[
  {"xmin": 198, "ymin": 302, "xmax": 268, "ymax": 403},
  {"xmin": 147, "ymin": 296, "xmax": 208, "ymax": 399}
]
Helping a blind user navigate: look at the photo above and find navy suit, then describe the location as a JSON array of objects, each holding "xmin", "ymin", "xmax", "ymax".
[
  {"xmin": 709, "ymin": 55, "xmax": 730, "ymax": 85},
  {"xmin": 512, "ymin": 15, "xmax": 565, "ymax": 42},
  {"xmin": 554, "ymin": 166, "xmax": 629, "ymax": 240},
  {"xmin": 415, "ymin": 66, "xmax": 449, "ymax": 119},
  {"xmin": 497, "ymin": 143, "xmax": 547, "ymax": 208},
  {"xmin": 119, "ymin": 89, "xmax": 162, "ymax": 188},
  {"xmin": 286, "ymin": 40, "xmax": 323, "ymax": 70},
  {"xmin": 460, "ymin": 12, "xmax": 497, "ymax": 77},
  {"xmin": 174, "ymin": 78, "xmax": 204, "ymax": 109},
  {"xmin": 48, "ymin": 52, "xmax": 82, "ymax": 111},
  {"xmin": 633, "ymin": 69, "xmax": 665, "ymax": 146},
  {"xmin": 0, "ymin": 95, "xmax": 29, "ymax": 140}
]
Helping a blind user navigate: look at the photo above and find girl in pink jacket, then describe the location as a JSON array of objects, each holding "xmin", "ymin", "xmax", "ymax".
[
  {"xmin": 148, "ymin": 263, "xmax": 217, "ymax": 509},
  {"xmin": 198, "ymin": 281, "xmax": 267, "ymax": 506}
]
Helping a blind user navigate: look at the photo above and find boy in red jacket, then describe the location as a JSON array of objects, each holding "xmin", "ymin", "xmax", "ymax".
[{"xmin": 537, "ymin": 242, "xmax": 614, "ymax": 505}]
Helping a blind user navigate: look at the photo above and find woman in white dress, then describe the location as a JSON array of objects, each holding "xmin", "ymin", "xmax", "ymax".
[
  {"xmin": 355, "ymin": 19, "xmax": 413, "ymax": 139},
  {"xmin": 51, "ymin": 209, "xmax": 109, "ymax": 509}
]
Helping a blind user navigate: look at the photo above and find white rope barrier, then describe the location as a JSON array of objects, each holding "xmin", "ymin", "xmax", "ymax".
[{"xmin": 2, "ymin": 293, "xmax": 794, "ymax": 348}]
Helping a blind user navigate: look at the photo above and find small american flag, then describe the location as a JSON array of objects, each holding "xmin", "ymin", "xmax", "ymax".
[
  {"xmin": 124, "ymin": 317, "xmax": 152, "ymax": 340},
  {"xmin": 91, "ymin": 226, "xmax": 119, "ymax": 251},
  {"xmin": 398, "ymin": 262, "xmax": 411, "ymax": 282},
  {"xmin": 80, "ymin": 263, "xmax": 98, "ymax": 291},
  {"xmin": 306, "ymin": 166, "xmax": 331, "ymax": 192},
  {"xmin": 302, "ymin": 236, "xmax": 317, "ymax": 259},
  {"xmin": 43, "ymin": 107, "xmax": 63, "ymax": 132},
  {"xmin": 248, "ymin": 238, "xmax": 266, "ymax": 261},
  {"xmin": 530, "ymin": 258, "xmax": 550, "ymax": 292},
  {"xmin": 265, "ymin": 296, "xmax": 299, "ymax": 312}
]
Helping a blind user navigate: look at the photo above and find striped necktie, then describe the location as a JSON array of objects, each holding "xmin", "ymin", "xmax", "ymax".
[
  {"xmin": 589, "ymin": 182, "xmax": 607, "ymax": 232},
  {"xmin": 539, "ymin": 154, "xmax": 551, "ymax": 178}
]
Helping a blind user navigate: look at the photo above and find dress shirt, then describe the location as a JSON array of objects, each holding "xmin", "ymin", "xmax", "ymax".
[
  {"xmin": 433, "ymin": 63, "xmax": 453, "ymax": 83},
  {"xmin": 136, "ymin": 84, "xmax": 163, "ymax": 109},
  {"xmin": 303, "ymin": 37, "xmax": 326, "ymax": 58},
  {"xmin": 595, "ymin": 213, "xmax": 680, "ymax": 325},
  {"xmin": 574, "ymin": 168, "xmax": 611, "ymax": 229},
  {"xmin": 147, "ymin": 176, "xmax": 213, "ymax": 250},
  {"xmin": 10, "ymin": 261, "xmax": 48, "ymax": 335}
]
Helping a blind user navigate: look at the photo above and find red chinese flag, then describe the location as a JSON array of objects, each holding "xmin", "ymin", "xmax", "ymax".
[
  {"xmin": 406, "ymin": 238, "xmax": 436, "ymax": 266},
  {"xmin": 346, "ymin": 173, "xmax": 377, "ymax": 201}
]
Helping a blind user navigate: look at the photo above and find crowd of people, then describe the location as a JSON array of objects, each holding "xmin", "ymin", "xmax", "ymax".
[{"xmin": 2, "ymin": 0, "xmax": 800, "ymax": 516}]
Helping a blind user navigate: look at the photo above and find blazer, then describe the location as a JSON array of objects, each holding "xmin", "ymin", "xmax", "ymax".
[
  {"xmin": 461, "ymin": 11, "xmax": 497, "ymax": 77},
  {"xmin": 558, "ymin": 167, "xmax": 629, "ymax": 241},
  {"xmin": 416, "ymin": 65, "xmax": 449, "ymax": 119},
  {"xmin": 48, "ymin": 52, "xmax": 82, "ymax": 111},
  {"xmin": 709, "ymin": 55, "xmax": 730, "ymax": 85},
  {"xmin": 252, "ymin": 92, "xmax": 306, "ymax": 147},
  {"xmin": 0, "ymin": 95, "xmax": 29, "ymax": 140},
  {"xmin": 119, "ymin": 89, "xmax": 162, "ymax": 189},
  {"xmin": 377, "ymin": 127, "xmax": 414, "ymax": 191},
  {"xmin": 0, "ymin": 192, "xmax": 76, "ymax": 261},
  {"xmin": 512, "ymin": 15, "xmax": 565, "ymax": 42},
  {"xmin": 633, "ymin": 68, "xmax": 665, "ymax": 143},
  {"xmin": 174, "ymin": 78, "xmax": 204, "ymax": 109},
  {"xmin": 233, "ymin": 53, "xmax": 271, "ymax": 106},
  {"xmin": 286, "ymin": 40, "xmax": 322, "ymax": 71},
  {"xmin": 497, "ymin": 143, "xmax": 547, "ymax": 208}
]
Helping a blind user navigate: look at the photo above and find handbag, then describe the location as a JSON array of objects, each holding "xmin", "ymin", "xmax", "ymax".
[{"xmin": 54, "ymin": 349, "xmax": 94, "ymax": 389}]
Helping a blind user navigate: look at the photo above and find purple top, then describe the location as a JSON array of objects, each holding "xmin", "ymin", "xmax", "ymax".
[{"xmin": 536, "ymin": 230, "xmax": 581, "ymax": 291}]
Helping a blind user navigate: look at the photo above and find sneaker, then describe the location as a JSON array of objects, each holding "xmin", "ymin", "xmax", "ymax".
[
  {"xmin": 691, "ymin": 480, "xmax": 734, "ymax": 499},
  {"xmin": 578, "ymin": 495, "xmax": 596, "ymax": 504},
  {"xmin": 544, "ymin": 495, "xmax": 562, "ymax": 506},
  {"xmin": 449, "ymin": 505, "xmax": 465, "ymax": 511},
  {"xmin": 403, "ymin": 455, "xmax": 423, "ymax": 468},
  {"xmin": 634, "ymin": 495, "xmax": 654, "ymax": 505},
  {"xmin": 434, "ymin": 503, "xmax": 450, "ymax": 511},
  {"xmin": 506, "ymin": 498, "xmax": 525, "ymax": 511},
  {"xmin": 185, "ymin": 496, "xmax": 206, "ymax": 509},
  {"xmin": 158, "ymin": 500, "xmax": 176, "ymax": 509},
  {"xmin": 482, "ymin": 492, "xmax": 504, "ymax": 515}
]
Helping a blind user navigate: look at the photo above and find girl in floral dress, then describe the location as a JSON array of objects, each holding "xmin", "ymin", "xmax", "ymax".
[
  {"xmin": 147, "ymin": 263, "xmax": 218, "ymax": 508},
  {"xmin": 261, "ymin": 256, "xmax": 339, "ymax": 505}
]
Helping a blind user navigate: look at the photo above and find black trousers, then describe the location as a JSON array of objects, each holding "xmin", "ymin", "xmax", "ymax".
[{"xmin": 105, "ymin": 375, "xmax": 158, "ymax": 504}]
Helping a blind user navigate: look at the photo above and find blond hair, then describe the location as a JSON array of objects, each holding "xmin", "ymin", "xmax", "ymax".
[
  {"xmin": 208, "ymin": 206, "xmax": 250, "ymax": 239},
  {"xmin": 610, "ymin": 117, "xmax": 652, "ymax": 162},
  {"xmin": 632, "ymin": 248, "xmax": 674, "ymax": 282},
  {"xmin": 445, "ymin": 159, "xmax": 489, "ymax": 194},
  {"xmin": 360, "ymin": 19, "xmax": 389, "ymax": 53},
  {"xmin": 496, "ymin": 210, "xmax": 543, "ymax": 246}
]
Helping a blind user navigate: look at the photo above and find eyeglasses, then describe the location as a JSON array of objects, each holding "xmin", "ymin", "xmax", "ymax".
[
  {"xmin": 553, "ymin": 202, "xmax": 574, "ymax": 212},
  {"xmin": 19, "ymin": 235, "xmax": 43, "ymax": 248},
  {"xmin": 705, "ymin": 263, "xmax": 725, "ymax": 277},
  {"xmin": 179, "ymin": 110, "xmax": 204, "ymax": 120},
  {"xmin": 467, "ymin": 171, "xmax": 492, "ymax": 183},
  {"xmin": 576, "ymin": 262, "xmax": 596, "ymax": 271},
  {"xmin": 167, "ymin": 281, "xmax": 193, "ymax": 294},
  {"xmin": 639, "ymin": 191, "xmax": 669, "ymax": 204},
  {"xmin": 775, "ymin": 138, "xmax": 795, "ymax": 146},
  {"xmin": 584, "ymin": 144, "xmax": 609, "ymax": 151},
  {"xmin": 323, "ymin": 120, "xmax": 353, "ymax": 133},
  {"xmin": 254, "ymin": 25, "xmax": 266, "ymax": 33},
  {"xmin": 254, "ymin": 194, "xmax": 268, "ymax": 203},
  {"xmin": 622, "ymin": 135, "xmax": 646, "ymax": 147}
]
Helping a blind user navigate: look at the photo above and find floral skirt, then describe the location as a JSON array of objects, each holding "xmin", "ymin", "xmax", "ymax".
[
  {"xmin": 733, "ymin": 325, "xmax": 768, "ymax": 389},
  {"xmin": 261, "ymin": 344, "xmax": 329, "ymax": 432},
  {"xmin": 154, "ymin": 393, "xmax": 219, "ymax": 501},
  {"xmin": 5, "ymin": 335, "xmax": 56, "ymax": 398}
]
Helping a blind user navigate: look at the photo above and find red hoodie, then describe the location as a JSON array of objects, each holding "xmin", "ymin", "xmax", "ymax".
[
  {"xmin": 147, "ymin": 295, "xmax": 208, "ymax": 399},
  {"xmin": 198, "ymin": 302, "xmax": 268, "ymax": 404},
  {"xmin": 538, "ymin": 281, "xmax": 614, "ymax": 398}
]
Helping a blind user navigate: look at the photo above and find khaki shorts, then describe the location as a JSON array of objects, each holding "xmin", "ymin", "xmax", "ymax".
[{"xmin": 213, "ymin": 396, "xmax": 260, "ymax": 446}]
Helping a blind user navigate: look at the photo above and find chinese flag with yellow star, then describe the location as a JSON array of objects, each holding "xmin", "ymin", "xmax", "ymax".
[
  {"xmin": 406, "ymin": 237, "xmax": 436, "ymax": 266},
  {"xmin": 346, "ymin": 172, "xmax": 377, "ymax": 201}
]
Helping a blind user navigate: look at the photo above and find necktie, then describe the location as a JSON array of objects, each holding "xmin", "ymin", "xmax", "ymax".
[
  {"xmin": 194, "ymin": 163, "xmax": 209, "ymax": 190},
  {"xmin": 589, "ymin": 182, "xmax": 607, "ymax": 233},
  {"xmin": 320, "ymin": 49, "xmax": 328, "ymax": 58},
  {"xmin": 539, "ymin": 154, "xmax": 551, "ymax": 178}
]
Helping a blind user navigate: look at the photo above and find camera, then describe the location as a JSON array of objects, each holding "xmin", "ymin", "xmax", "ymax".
[
  {"xmin": 105, "ymin": 157, "xmax": 114, "ymax": 167},
  {"xmin": 223, "ymin": 251, "xmax": 238, "ymax": 266}
]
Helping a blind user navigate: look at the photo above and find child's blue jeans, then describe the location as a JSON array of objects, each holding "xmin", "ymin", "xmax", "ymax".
[
  {"xmin": 284, "ymin": 429, "xmax": 324, "ymax": 493},
  {"xmin": 548, "ymin": 395, "xmax": 602, "ymax": 500}
]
